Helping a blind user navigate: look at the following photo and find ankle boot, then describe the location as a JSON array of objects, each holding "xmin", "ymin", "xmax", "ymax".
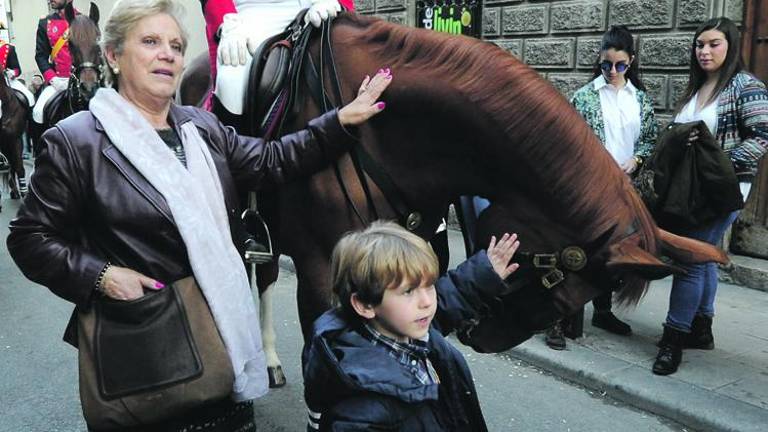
[
  {"xmin": 684, "ymin": 314, "xmax": 714, "ymax": 350},
  {"xmin": 653, "ymin": 326, "xmax": 685, "ymax": 375},
  {"xmin": 545, "ymin": 321, "xmax": 566, "ymax": 350},
  {"xmin": 592, "ymin": 311, "xmax": 632, "ymax": 336}
]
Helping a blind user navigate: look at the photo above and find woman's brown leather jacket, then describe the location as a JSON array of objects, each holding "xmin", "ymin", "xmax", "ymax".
[{"xmin": 6, "ymin": 104, "xmax": 356, "ymax": 343}]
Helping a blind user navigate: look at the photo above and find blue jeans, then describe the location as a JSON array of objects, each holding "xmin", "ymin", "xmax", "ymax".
[{"xmin": 665, "ymin": 210, "xmax": 740, "ymax": 332}]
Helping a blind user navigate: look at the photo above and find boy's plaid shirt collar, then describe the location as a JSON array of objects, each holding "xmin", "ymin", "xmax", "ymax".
[{"xmin": 362, "ymin": 323, "xmax": 439, "ymax": 385}]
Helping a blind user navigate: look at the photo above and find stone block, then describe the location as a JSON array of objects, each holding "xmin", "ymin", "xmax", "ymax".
[
  {"xmin": 486, "ymin": 0, "xmax": 523, "ymax": 4},
  {"xmin": 502, "ymin": 5, "xmax": 549, "ymax": 35},
  {"xmin": 677, "ymin": 0, "xmax": 712, "ymax": 28},
  {"xmin": 577, "ymin": 37, "xmax": 602, "ymax": 69},
  {"xmin": 376, "ymin": 0, "xmax": 406, "ymax": 11},
  {"xmin": 523, "ymin": 38, "xmax": 575, "ymax": 68},
  {"xmin": 725, "ymin": 0, "xmax": 743, "ymax": 23},
  {"xmin": 550, "ymin": 0, "xmax": 605, "ymax": 33},
  {"xmin": 483, "ymin": 7, "xmax": 501, "ymax": 36},
  {"xmin": 493, "ymin": 39, "xmax": 523, "ymax": 58},
  {"xmin": 548, "ymin": 73, "xmax": 593, "ymax": 100},
  {"xmin": 639, "ymin": 34, "xmax": 692, "ymax": 68},
  {"xmin": 643, "ymin": 74, "xmax": 668, "ymax": 109},
  {"xmin": 608, "ymin": 0, "xmax": 673, "ymax": 29},
  {"xmin": 730, "ymin": 221, "xmax": 768, "ymax": 259},
  {"xmin": 668, "ymin": 74, "xmax": 690, "ymax": 107},
  {"xmin": 388, "ymin": 11, "xmax": 407, "ymax": 25},
  {"xmin": 357, "ymin": 0, "xmax": 375, "ymax": 13}
]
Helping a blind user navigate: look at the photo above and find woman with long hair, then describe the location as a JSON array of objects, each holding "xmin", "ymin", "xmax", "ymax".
[
  {"xmin": 545, "ymin": 25, "xmax": 658, "ymax": 350},
  {"xmin": 652, "ymin": 17, "xmax": 768, "ymax": 375}
]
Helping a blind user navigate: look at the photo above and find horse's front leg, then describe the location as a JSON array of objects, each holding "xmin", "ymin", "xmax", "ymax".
[{"xmin": 250, "ymin": 265, "xmax": 286, "ymax": 388}]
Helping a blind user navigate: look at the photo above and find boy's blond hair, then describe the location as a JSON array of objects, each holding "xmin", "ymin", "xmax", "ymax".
[{"xmin": 331, "ymin": 221, "xmax": 439, "ymax": 320}]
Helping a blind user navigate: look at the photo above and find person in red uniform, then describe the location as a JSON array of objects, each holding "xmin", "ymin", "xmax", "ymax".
[
  {"xmin": 0, "ymin": 39, "xmax": 21, "ymax": 80},
  {"xmin": 32, "ymin": 0, "xmax": 76, "ymax": 124}
]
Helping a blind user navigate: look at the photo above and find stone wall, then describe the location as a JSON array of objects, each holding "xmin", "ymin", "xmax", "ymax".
[{"xmin": 360, "ymin": 0, "xmax": 744, "ymax": 116}]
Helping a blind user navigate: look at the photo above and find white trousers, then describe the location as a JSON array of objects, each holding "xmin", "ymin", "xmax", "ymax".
[{"xmin": 33, "ymin": 85, "xmax": 62, "ymax": 124}]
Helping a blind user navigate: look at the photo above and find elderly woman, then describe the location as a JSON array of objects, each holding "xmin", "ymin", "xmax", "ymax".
[{"xmin": 6, "ymin": 0, "xmax": 390, "ymax": 430}]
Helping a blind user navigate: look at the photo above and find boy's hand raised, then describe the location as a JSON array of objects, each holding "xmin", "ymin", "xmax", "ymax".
[{"xmin": 487, "ymin": 233, "xmax": 520, "ymax": 280}]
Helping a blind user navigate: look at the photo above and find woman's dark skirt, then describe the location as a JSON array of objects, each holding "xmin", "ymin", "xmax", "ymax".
[{"xmin": 88, "ymin": 399, "xmax": 256, "ymax": 432}]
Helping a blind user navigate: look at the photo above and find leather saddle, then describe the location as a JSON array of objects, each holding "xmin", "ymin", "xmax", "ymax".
[
  {"xmin": 12, "ymin": 89, "xmax": 30, "ymax": 111},
  {"xmin": 243, "ymin": 10, "xmax": 311, "ymax": 139},
  {"xmin": 244, "ymin": 33, "xmax": 293, "ymax": 138}
]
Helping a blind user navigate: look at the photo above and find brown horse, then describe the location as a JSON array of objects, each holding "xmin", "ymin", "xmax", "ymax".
[
  {"xmin": 0, "ymin": 66, "xmax": 28, "ymax": 203},
  {"xmin": 180, "ymin": 14, "xmax": 726, "ymax": 358}
]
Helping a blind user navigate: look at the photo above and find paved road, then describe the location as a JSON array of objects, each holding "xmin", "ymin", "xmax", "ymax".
[{"xmin": 0, "ymin": 197, "xmax": 689, "ymax": 431}]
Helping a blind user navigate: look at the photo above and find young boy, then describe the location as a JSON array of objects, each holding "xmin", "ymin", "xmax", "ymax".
[{"xmin": 303, "ymin": 221, "xmax": 520, "ymax": 431}]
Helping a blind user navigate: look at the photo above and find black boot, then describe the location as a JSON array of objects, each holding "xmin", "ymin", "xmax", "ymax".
[
  {"xmin": 684, "ymin": 314, "xmax": 714, "ymax": 350},
  {"xmin": 652, "ymin": 326, "xmax": 685, "ymax": 375},
  {"xmin": 592, "ymin": 311, "xmax": 632, "ymax": 336},
  {"xmin": 545, "ymin": 320, "xmax": 566, "ymax": 350}
]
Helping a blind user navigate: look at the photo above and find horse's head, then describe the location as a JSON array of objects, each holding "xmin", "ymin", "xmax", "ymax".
[
  {"xmin": 65, "ymin": 2, "xmax": 103, "ymax": 102},
  {"xmin": 321, "ymin": 15, "xmax": 728, "ymax": 351}
]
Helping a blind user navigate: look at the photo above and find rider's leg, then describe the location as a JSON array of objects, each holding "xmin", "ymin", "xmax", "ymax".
[{"xmin": 32, "ymin": 86, "xmax": 59, "ymax": 124}]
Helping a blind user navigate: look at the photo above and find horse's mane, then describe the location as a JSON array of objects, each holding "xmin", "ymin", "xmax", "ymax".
[{"xmin": 336, "ymin": 14, "xmax": 658, "ymax": 303}]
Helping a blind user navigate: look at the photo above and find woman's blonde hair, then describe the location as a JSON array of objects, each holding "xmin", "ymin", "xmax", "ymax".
[
  {"xmin": 330, "ymin": 221, "xmax": 439, "ymax": 321},
  {"xmin": 101, "ymin": 0, "xmax": 189, "ymax": 84}
]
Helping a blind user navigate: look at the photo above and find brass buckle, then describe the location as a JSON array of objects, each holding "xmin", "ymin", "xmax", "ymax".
[
  {"xmin": 533, "ymin": 253, "xmax": 558, "ymax": 269},
  {"xmin": 561, "ymin": 246, "xmax": 588, "ymax": 271},
  {"xmin": 541, "ymin": 269, "xmax": 564, "ymax": 289}
]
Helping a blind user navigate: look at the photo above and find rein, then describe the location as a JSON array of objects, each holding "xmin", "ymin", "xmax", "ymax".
[{"xmin": 301, "ymin": 21, "xmax": 434, "ymax": 237}]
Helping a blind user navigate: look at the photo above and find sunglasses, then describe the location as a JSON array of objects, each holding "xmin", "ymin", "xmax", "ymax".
[{"xmin": 600, "ymin": 61, "xmax": 629, "ymax": 73}]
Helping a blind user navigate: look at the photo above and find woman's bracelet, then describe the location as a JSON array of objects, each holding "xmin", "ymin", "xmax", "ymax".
[{"xmin": 95, "ymin": 262, "xmax": 112, "ymax": 293}]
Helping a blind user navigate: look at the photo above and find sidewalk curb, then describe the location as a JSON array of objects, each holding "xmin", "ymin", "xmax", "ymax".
[{"xmin": 507, "ymin": 338, "xmax": 768, "ymax": 432}]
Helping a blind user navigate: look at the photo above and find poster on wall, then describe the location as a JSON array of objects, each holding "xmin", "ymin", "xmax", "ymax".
[{"xmin": 415, "ymin": 0, "xmax": 481, "ymax": 38}]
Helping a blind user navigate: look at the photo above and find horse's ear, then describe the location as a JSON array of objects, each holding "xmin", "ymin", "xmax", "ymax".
[
  {"xmin": 605, "ymin": 236, "xmax": 683, "ymax": 279},
  {"xmin": 65, "ymin": 2, "xmax": 76, "ymax": 23},
  {"xmin": 657, "ymin": 228, "xmax": 730, "ymax": 265},
  {"xmin": 89, "ymin": 2, "xmax": 100, "ymax": 26}
]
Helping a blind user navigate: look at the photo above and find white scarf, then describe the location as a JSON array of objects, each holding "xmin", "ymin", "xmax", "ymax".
[{"xmin": 90, "ymin": 88, "xmax": 268, "ymax": 401}]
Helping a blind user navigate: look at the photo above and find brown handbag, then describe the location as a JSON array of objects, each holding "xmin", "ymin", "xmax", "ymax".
[{"xmin": 77, "ymin": 277, "xmax": 234, "ymax": 430}]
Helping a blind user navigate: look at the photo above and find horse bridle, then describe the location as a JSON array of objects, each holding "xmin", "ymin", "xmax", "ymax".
[
  {"xmin": 67, "ymin": 59, "xmax": 105, "ymax": 113},
  {"xmin": 296, "ymin": 21, "xmax": 435, "ymax": 239}
]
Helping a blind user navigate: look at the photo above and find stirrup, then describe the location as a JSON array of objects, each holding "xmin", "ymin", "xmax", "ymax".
[{"xmin": 242, "ymin": 208, "xmax": 274, "ymax": 264}]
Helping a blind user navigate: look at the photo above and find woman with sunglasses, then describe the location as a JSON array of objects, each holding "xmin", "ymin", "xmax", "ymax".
[
  {"xmin": 544, "ymin": 25, "xmax": 658, "ymax": 350},
  {"xmin": 652, "ymin": 18, "xmax": 768, "ymax": 376}
]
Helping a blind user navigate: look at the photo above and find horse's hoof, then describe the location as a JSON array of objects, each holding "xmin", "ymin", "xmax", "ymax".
[{"xmin": 268, "ymin": 365, "xmax": 286, "ymax": 388}]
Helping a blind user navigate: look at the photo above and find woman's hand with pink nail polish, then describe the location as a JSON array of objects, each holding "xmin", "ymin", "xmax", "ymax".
[
  {"xmin": 100, "ymin": 265, "xmax": 164, "ymax": 301},
  {"xmin": 338, "ymin": 68, "xmax": 392, "ymax": 126}
]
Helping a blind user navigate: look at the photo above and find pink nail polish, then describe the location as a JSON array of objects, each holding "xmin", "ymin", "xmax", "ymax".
[
  {"xmin": 377, "ymin": 68, "xmax": 383, "ymax": 73},
  {"xmin": 155, "ymin": 281, "xmax": 165, "ymax": 289},
  {"xmin": 385, "ymin": 68, "xmax": 391, "ymax": 74},
  {"xmin": 377, "ymin": 102, "xmax": 386, "ymax": 110}
]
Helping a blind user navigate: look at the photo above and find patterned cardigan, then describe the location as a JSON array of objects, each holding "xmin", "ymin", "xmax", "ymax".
[
  {"xmin": 570, "ymin": 78, "xmax": 658, "ymax": 161},
  {"xmin": 710, "ymin": 71, "xmax": 768, "ymax": 176}
]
